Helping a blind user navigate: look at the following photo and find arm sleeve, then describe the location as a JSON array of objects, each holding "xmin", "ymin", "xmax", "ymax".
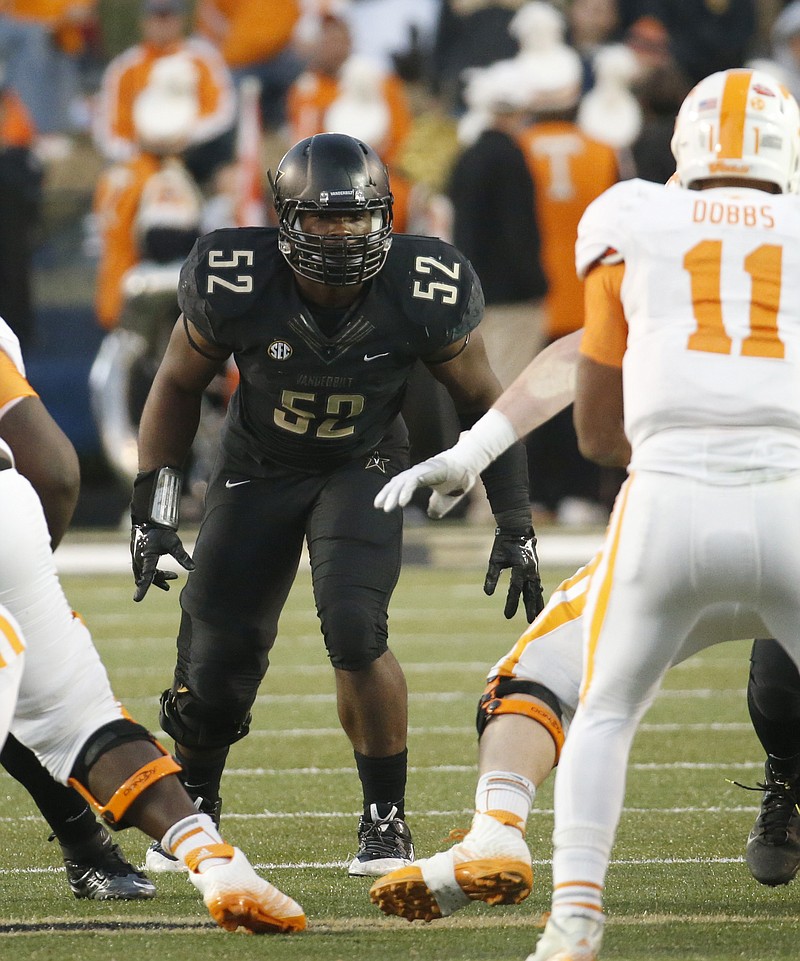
[
  {"xmin": 580, "ymin": 262, "xmax": 627, "ymax": 368},
  {"xmin": 0, "ymin": 350, "xmax": 37, "ymax": 417}
]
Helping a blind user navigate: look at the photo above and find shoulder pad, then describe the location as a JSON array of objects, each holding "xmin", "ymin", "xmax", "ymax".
[
  {"xmin": 384, "ymin": 234, "xmax": 485, "ymax": 351},
  {"xmin": 576, "ymin": 179, "xmax": 659, "ymax": 279},
  {"xmin": 178, "ymin": 227, "xmax": 279, "ymax": 342}
]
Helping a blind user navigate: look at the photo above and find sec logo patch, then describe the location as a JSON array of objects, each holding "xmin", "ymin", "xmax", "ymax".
[{"xmin": 267, "ymin": 340, "xmax": 293, "ymax": 361}]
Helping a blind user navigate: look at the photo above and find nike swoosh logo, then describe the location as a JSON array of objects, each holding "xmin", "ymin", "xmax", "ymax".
[
  {"xmin": 225, "ymin": 479, "xmax": 251, "ymax": 488},
  {"xmin": 364, "ymin": 352, "xmax": 389, "ymax": 362}
]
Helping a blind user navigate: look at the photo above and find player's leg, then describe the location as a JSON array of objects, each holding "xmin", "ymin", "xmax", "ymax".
[
  {"xmin": 743, "ymin": 476, "xmax": 800, "ymax": 888},
  {"xmin": 6, "ymin": 470, "xmax": 305, "ymax": 933},
  {"xmin": 309, "ymin": 452, "xmax": 414, "ymax": 876},
  {"xmin": 0, "ymin": 603, "xmax": 25, "ymax": 755},
  {"xmin": 369, "ymin": 559, "xmax": 593, "ymax": 920},
  {"xmin": 68, "ymin": 729, "xmax": 306, "ymax": 932},
  {"xmin": 151, "ymin": 468, "xmax": 309, "ymax": 870},
  {"xmin": 529, "ymin": 473, "xmax": 705, "ymax": 960},
  {"xmin": 0, "ymin": 469, "xmax": 150, "ymax": 898},
  {"xmin": 0, "ymin": 734, "xmax": 154, "ymax": 899}
]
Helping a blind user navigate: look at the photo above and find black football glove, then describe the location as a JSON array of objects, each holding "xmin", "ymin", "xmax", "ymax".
[
  {"xmin": 130, "ymin": 466, "xmax": 194, "ymax": 602},
  {"xmin": 483, "ymin": 527, "xmax": 544, "ymax": 622},
  {"xmin": 131, "ymin": 523, "xmax": 195, "ymax": 602}
]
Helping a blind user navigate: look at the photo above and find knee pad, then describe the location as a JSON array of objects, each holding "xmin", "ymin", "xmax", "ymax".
[
  {"xmin": 476, "ymin": 676, "xmax": 566, "ymax": 761},
  {"xmin": 68, "ymin": 718, "xmax": 181, "ymax": 830},
  {"xmin": 321, "ymin": 599, "xmax": 388, "ymax": 671},
  {"xmin": 159, "ymin": 687, "xmax": 251, "ymax": 750}
]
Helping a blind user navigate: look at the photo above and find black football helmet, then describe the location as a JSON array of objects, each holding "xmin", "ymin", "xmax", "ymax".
[{"xmin": 268, "ymin": 133, "xmax": 393, "ymax": 286}]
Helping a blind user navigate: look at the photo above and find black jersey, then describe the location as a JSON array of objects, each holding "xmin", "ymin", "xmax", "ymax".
[{"xmin": 178, "ymin": 227, "xmax": 484, "ymax": 473}]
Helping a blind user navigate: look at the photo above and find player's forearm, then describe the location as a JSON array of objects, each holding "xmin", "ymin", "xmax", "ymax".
[
  {"xmin": 492, "ymin": 330, "xmax": 579, "ymax": 440},
  {"xmin": 137, "ymin": 376, "xmax": 203, "ymax": 472},
  {"xmin": 444, "ymin": 331, "xmax": 580, "ymax": 471}
]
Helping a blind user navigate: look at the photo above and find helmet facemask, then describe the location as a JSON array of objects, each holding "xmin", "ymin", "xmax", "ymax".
[{"xmin": 277, "ymin": 195, "xmax": 392, "ymax": 286}]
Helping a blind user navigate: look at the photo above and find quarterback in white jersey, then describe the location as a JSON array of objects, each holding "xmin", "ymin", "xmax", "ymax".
[
  {"xmin": 371, "ymin": 66, "xmax": 800, "ymax": 959},
  {"xmin": 577, "ymin": 178, "xmax": 800, "ymax": 481},
  {"xmin": 369, "ymin": 331, "xmax": 774, "ymax": 927},
  {"xmin": 529, "ymin": 67, "xmax": 800, "ymax": 961}
]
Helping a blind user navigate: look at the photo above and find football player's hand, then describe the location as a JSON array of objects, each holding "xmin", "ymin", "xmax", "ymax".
[
  {"xmin": 131, "ymin": 523, "xmax": 195, "ymax": 602},
  {"xmin": 483, "ymin": 527, "xmax": 544, "ymax": 622},
  {"xmin": 374, "ymin": 453, "xmax": 478, "ymax": 518}
]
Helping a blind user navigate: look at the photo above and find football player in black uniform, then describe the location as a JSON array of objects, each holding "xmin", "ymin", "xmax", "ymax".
[{"xmin": 129, "ymin": 133, "xmax": 544, "ymax": 877}]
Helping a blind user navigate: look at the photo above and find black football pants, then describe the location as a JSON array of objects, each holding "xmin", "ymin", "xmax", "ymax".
[{"xmin": 169, "ymin": 450, "xmax": 406, "ymax": 742}]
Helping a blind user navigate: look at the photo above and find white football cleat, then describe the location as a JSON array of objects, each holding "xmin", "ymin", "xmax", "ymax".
[
  {"xmin": 145, "ymin": 841, "xmax": 188, "ymax": 873},
  {"xmin": 189, "ymin": 847, "xmax": 306, "ymax": 934},
  {"xmin": 369, "ymin": 811, "xmax": 532, "ymax": 921},
  {"xmin": 525, "ymin": 914, "xmax": 605, "ymax": 961}
]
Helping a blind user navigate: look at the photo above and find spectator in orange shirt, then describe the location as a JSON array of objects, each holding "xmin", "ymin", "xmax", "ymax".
[
  {"xmin": 287, "ymin": 6, "xmax": 412, "ymax": 169},
  {"xmin": 0, "ymin": 65, "xmax": 42, "ymax": 348},
  {"xmin": 90, "ymin": 67, "xmax": 233, "ymax": 501},
  {"xmin": 194, "ymin": 0, "xmax": 303, "ymax": 129},
  {"xmin": 513, "ymin": 2, "xmax": 622, "ymax": 525},
  {"xmin": 92, "ymin": 64, "xmax": 203, "ymax": 332},
  {"xmin": 92, "ymin": 0, "xmax": 236, "ymax": 186},
  {"xmin": 0, "ymin": 0, "xmax": 95, "ymax": 139}
]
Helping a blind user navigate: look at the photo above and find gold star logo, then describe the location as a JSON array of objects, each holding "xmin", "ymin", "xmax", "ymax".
[{"xmin": 365, "ymin": 451, "xmax": 389, "ymax": 474}]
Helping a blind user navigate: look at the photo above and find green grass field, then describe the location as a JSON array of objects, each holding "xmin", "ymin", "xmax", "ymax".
[{"xmin": 0, "ymin": 558, "xmax": 793, "ymax": 961}]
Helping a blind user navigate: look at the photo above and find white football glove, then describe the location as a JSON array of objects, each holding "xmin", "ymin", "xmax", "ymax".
[
  {"xmin": 374, "ymin": 451, "xmax": 478, "ymax": 517},
  {"xmin": 374, "ymin": 409, "xmax": 519, "ymax": 519}
]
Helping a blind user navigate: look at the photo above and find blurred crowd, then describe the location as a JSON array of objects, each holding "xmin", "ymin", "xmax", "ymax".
[{"xmin": 1, "ymin": 0, "xmax": 794, "ymax": 524}]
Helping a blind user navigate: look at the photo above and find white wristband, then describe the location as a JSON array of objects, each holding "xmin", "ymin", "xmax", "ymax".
[{"xmin": 450, "ymin": 409, "xmax": 519, "ymax": 475}]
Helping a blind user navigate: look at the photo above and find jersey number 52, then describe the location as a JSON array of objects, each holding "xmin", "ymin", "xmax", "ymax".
[
  {"xmin": 411, "ymin": 256, "xmax": 460, "ymax": 305},
  {"xmin": 206, "ymin": 250, "xmax": 255, "ymax": 293}
]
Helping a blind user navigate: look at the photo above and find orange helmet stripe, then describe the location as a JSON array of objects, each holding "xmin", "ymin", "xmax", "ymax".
[
  {"xmin": 718, "ymin": 69, "xmax": 752, "ymax": 159},
  {"xmin": 0, "ymin": 613, "xmax": 24, "ymax": 657}
]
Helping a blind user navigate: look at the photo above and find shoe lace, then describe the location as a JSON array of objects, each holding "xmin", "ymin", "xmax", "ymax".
[
  {"xmin": 732, "ymin": 775, "xmax": 800, "ymax": 841},
  {"xmin": 358, "ymin": 819, "xmax": 404, "ymax": 856}
]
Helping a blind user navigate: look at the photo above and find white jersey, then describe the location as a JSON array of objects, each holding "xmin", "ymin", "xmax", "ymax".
[
  {"xmin": 0, "ymin": 315, "xmax": 24, "ymax": 467},
  {"xmin": 576, "ymin": 178, "xmax": 800, "ymax": 483},
  {"xmin": 0, "ymin": 316, "xmax": 127, "ymax": 781}
]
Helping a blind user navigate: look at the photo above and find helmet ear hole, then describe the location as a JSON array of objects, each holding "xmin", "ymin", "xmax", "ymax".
[{"xmin": 270, "ymin": 133, "xmax": 394, "ymax": 285}]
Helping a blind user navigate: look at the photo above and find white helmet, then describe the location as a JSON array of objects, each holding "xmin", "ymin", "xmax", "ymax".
[{"xmin": 671, "ymin": 67, "xmax": 800, "ymax": 193}]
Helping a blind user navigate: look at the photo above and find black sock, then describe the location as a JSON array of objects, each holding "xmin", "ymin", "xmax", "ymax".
[
  {"xmin": 174, "ymin": 744, "xmax": 229, "ymax": 811},
  {"xmin": 354, "ymin": 748, "xmax": 407, "ymax": 819}
]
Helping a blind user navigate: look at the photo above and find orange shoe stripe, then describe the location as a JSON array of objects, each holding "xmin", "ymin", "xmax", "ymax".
[
  {"xmin": 171, "ymin": 825, "xmax": 204, "ymax": 849},
  {"xmin": 185, "ymin": 842, "xmax": 235, "ymax": 873},
  {"xmin": 483, "ymin": 809, "xmax": 527, "ymax": 835}
]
